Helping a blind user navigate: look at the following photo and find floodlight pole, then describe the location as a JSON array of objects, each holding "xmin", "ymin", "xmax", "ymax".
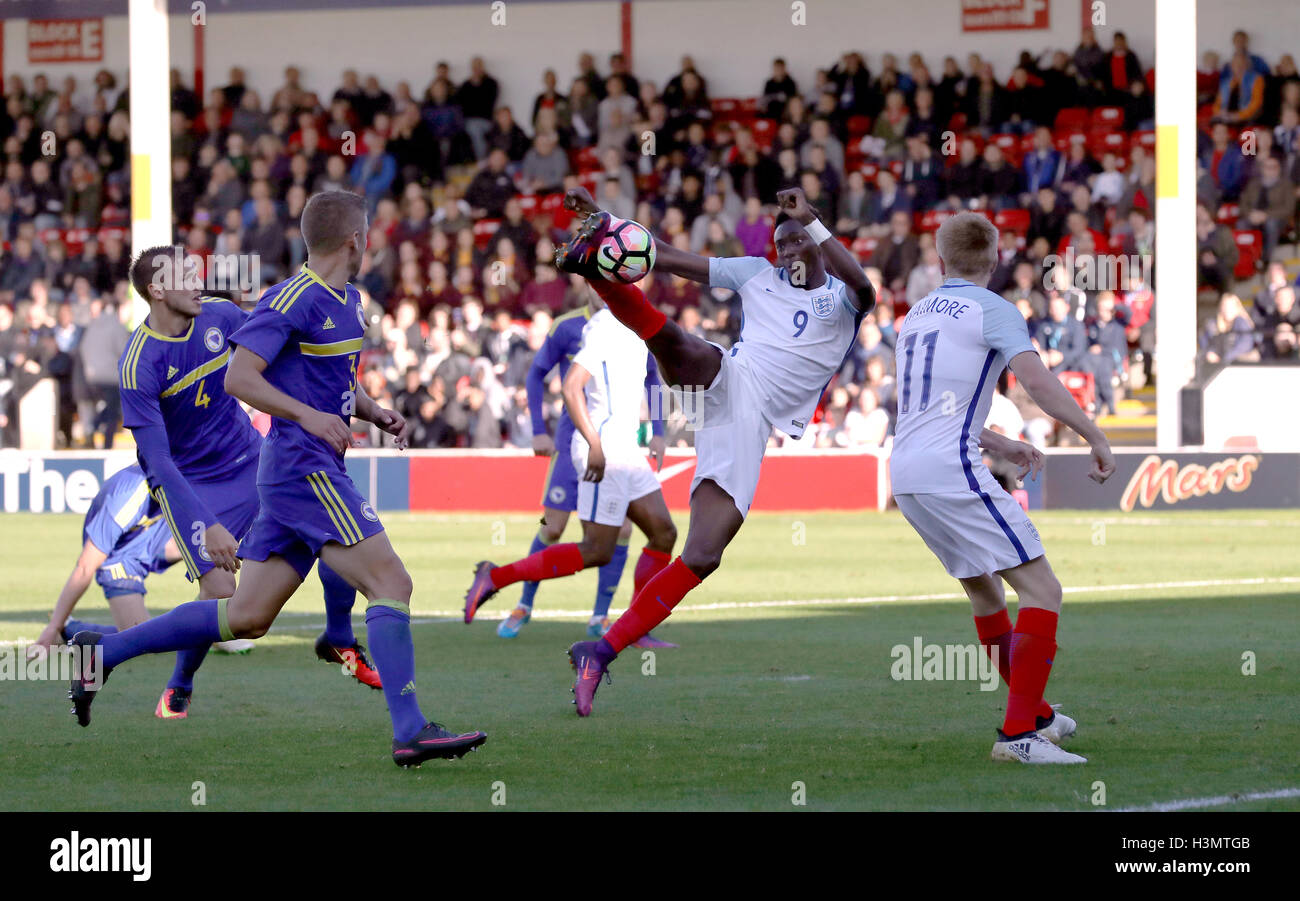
[
  {"xmin": 128, "ymin": 0, "xmax": 173, "ymax": 325},
  {"xmin": 1153, "ymin": 0, "xmax": 1197, "ymax": 449}
]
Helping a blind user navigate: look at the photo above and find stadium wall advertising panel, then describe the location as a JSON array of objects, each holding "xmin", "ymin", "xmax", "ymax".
[
  {"xmin": 0, "ymin": 449, "xmax": 889, "ymax": 514},
  {"xmin": 1042, "ymin": 450, "xmax": 1300, "ymax": 511}
]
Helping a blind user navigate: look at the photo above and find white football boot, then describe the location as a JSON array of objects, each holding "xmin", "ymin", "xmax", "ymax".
[
  {"xmin": 213, "ymin": 639, "xmax": 255, "ymax": 654},
  {"xmin": 992, "ymin": 731, "xmax": 1087, "ymax": 764},
  {"xmin": 1036, "ymin": 704, "xmax": 1077, "ymax": 745}
]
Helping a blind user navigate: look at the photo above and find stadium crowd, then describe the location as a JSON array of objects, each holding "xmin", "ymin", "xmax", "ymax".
[
  {"xmin": 1195, "ymin": 31, "xmax": 1300, "ymax": 368},
  {"xmin": 18, "ymin": 28, "xmax": 1296, "ymax": 454}
]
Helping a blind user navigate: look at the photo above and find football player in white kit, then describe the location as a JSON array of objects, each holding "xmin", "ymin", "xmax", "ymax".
[
  {"xmin": 554, "ymin": 185, "xmax": 876, "ymax": 715},
  {"xmin": 461, "ymin": 294, "xmax": 679, "ymax": 649},
  {"xmin": 891, "ymin": 212, "xmax": 1115, "ymax": 764}
]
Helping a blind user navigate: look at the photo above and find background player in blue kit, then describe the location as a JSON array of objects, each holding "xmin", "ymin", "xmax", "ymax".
[
  {"xmin": 31, "ymin": 465, "xmax": 181, "ymax": 656},
  {"xmin": 69, "ymin": 194, "xmax": 485, "ymax": 766},
  {"xmin": 494, "ymin": 299, "xmax": 671, "ymax": 643}
]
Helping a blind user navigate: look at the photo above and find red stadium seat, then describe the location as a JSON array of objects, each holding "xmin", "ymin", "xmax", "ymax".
[
  {"xmin": 1059, "ymin": 371, "xmax": 1096, "ymax": 414},
  {"xmin": 1134, "ymin": 129, "xmax": 1156, "ymax": 150},
  {"xmin": 992, "ymin": 133, "xmax": 1022, "ymax": 166},
  {"xmin": 515, "ymin": 194, "xmax": 539, "ymax": 218},
  {"xmin": 1233, "ymin": 230, "xmax": 1262, "ymax": 279},
  {"xmin": 1052, "ymin": 130, "xmax": 1086, "ymax": 153},
  {"xmin": 916, "ymin": 209, "xmax": 953, "ymax": 233},
  {"xmin": 948, "ymin": 111, "xmax": 968, "ymax": 131},
  {"xmin": 1088, "ymin": 130, "xmax": 1129, "ymax": 160},
  {"xmin": 846, "ymin": 115, "xmax": 873, "ymax": 138},
  {"xmin": 711, "ymin": 97, "xmax": 742, "ymax": 117},
  {"xmin": 472, "ymin": 218, "xmax": 501, "ymax": 249},
  {"xmin": 1054, "ymin": 108, "xmax": 1089, "ymax": 132},
  {"xmin": 994, "ymin": 208, "xmax": 1030, "ymax": 235},
  {"xmin": 851, "ymin": 236, "xmax": 878, "ymax": 261},
  {"xmin": 1217, "ymin": 203, "xmax": 1240, "ymax": 225},
  {"xmin": 575, "ymin": 146, "xmax": 601, "ymax": 173},
  {"xmin": 857, "ymin": 161, "xmax": 879, "ymax": 184},
  {"xmin": 1091, "ymin": 106, "xmax": 1124, "ymax": 129}
]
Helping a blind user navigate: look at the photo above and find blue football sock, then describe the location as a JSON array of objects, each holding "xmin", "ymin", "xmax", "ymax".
[
  {"xmin": 365, "ymin": 600, "xmax": 426, "ymax": 742},
  {"xmin": 167, "ymin": 644, "xmax": 210, "ymax": 693},
  {"xmin": 319, "ymin": 563, "xmax": 358, "ymax": 647},
  {"xmin": 593, "ymin": 541, "xmax": 630, "ymax": 618},
  {"xmin": 516, "ymin": 531, "xmax": 552, "ymax": 610},
  {"xmin": 101, "ymin": 599, "xmax": 226, "ymax": 670},
  {"xmin": 63, "ymin": 619, "xmax": 119, "ymax": 641}
]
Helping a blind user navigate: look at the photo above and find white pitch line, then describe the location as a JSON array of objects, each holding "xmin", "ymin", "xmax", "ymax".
[
  {"xmin": 3, "ymin": 575, "xmax": 1295, "ymax": 644},
  {"xmin": 405, "ymin": 574, "xmax": 1300, "ymax": 620},
  {"xmin": 1116, "ymin": 787, "xmax": 1300, "ymax": 812}
]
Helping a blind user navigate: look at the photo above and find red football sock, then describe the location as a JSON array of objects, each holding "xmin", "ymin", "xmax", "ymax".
[
  {"xmin": 589, "ymin": 279, "xmax": 667, "ymax": 340},
  {"xmin": 604, "ymin": 557, "xmax": 700, "ymax": 653},
  {"xmin": 633, "ymin": 547, "xmax": 672, "ymax": 594},
  {"xmin": 1002, "ymin": 607, "xmax": 1059, "ymax": 736},
  {"xmin": 490, "ymin": 543, "xmax": 585, "ymax": 590},
  {"xmin": 974, "ymin": 610, "xmax": 1055, "ymax": 721}
]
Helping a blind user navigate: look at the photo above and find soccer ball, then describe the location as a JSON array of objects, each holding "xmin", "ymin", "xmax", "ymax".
[{"xmin": 595, "ymin": 217, "xmax": 656, "ymax": 284}]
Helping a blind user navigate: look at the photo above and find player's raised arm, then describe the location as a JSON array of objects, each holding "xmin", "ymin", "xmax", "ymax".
[
  {"xmin": 1008, "ymin": 350, "xmax": 1115, "ymax": 483},
  {"xmin": 225, "ymin": 345, "xmax": 352, "ymax": 454},
  {"xmin": 776, "ymin": 187, "xmax": 876, "ymax": 313},
  {"xmin": 561, "ymin": 361, "xmax": 604, "ymax": 482}
]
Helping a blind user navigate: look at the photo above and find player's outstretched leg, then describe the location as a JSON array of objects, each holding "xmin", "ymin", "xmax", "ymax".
[
  {"xmin": 962, "ymin": 573, "xmax": 1074, "ymax": 745},
  {"xmin": 320, "ymin": 535, "xmax": 486, "ymax": 766},
  {"xmin": 988, "ymin": 558, "xmax": 1085, "ymax": 764},
  {"xmin": 464, "ymin": 544, "xmax": 585, "ymax": 623},
  {"xmin": 67, "ymin": 598, "xmax": 230, "ymax": 727},
  {"xmin": 568, "ymin": 481, "xmax": 735, "ymax": 715},
  {"xmin": 313, "ymin": 562, "xmax": 381, "ymax": 689}
]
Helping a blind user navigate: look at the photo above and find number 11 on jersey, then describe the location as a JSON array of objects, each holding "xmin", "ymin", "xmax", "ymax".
[{"xmin": 899, "ymin": 330, "xmax": 938, "ymax": 414}]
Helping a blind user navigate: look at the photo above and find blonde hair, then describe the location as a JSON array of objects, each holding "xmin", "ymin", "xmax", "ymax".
[{"xmin": 936, "ymin": 212, "xmax": 999, "ymax": 279}]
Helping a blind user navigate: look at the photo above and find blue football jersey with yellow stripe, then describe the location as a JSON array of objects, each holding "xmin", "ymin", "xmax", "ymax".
[
  {"xmin": 119, "ymin": 298, "xmax": 262, "ymax": 483},
  {"xmin": 229, "ymin": 265, "xmax": 366, "ymax": 485}
]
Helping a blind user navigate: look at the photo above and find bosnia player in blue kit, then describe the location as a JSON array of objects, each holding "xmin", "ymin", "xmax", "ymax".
[
  {"xmin": 492, "ymin": 299, "xmax": 674, "ymax": 646},
  {"xmin": 63, "ymin": 243, "xmax": 379, "ymax": 720},
  {"xmin": 69, "ymin": 193, "xmax": 485, "ymax": 766},
  {"xmin": 31, "ymin": 465, "xmax": 181, "ymax": 654}
]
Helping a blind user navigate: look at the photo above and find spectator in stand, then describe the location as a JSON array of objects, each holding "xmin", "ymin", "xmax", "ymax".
[
  {"xmin": 465, "ymin": 148, "xmax": 515, "ymax": 218},
  {"xmin": 1104, "ymin": 33, "xmax": 1144, "ymax": 104},
  {"xmin": 980, "ymin": 143, "xmax": 1021, "ymax": 209},
  {"xmin": 1215, "ymin": 50, "xmax": 1267, "ymax": 125},
  {"xmin": 1200, "ymin": 292, "xmax": 1259, "ymax": 365},
  {"xmin": 1253, "ymin": 284, "xmax": 1300, "ymax": 360},
  {"xmin": 761, "ymin": 58, "xmax": 799, "ymax": 120},
  {"xmin": 1087, "ymin": 291, "xmax": 1128, "ymax": 415},
  {"xmin": 1239, "ymin": 154, "xmax": 1295, "ymax": 265},
  {"xmin": 456, "ymin": 56, "xmax": 500, "ymax": 160},
  {"xmin": 1197, "ymin": 201, "xmax": 1239, "ymax": 290},
  {"xmin": 905, "ymin": 241, "xmax": 943, "ymax": 304},
  {"xmin": 77, "ymin": 296, "xmax": 128, "ymax": 448},
  {"xmin": 944, "ymin": 137, "xmax": 985, "ymax": 207},
  {"xmin": 486, "ymin": 106, "xmax": 531, "ymax": 162},
  {"xmin": 1201, "ymin": 121, "xmax": 1248, "ymax": 200},
  {"xmin": 1002, "ymin": 260, "xmax": 1048, "ymax": 321},
  {"xmin": 1022, "ymin": 126, "xmax": 1062, "ymax": 196},
  {"xmin": 520, "ymin": 130, "xmax": 569, "ymax": 194},
  {"xmin": 735, "ymin": 196, "xmax": 774, "ymax": 257},
  {"xmin": 1035, "ymin": 293, "xmax": 1087, "ymax": 374}
]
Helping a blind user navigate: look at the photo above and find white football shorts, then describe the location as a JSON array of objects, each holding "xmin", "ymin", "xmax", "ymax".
[
  {"xmin": 685, "ymin": 347, "xmax": 774, "ymax": 519},
  {"xmin": 895, "ymin": 486, "xmax": 1045, "ymax": 579}
]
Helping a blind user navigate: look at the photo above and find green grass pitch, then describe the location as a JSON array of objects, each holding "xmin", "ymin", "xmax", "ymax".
[{"xmin": 0, "ymin": 509, "xmax": 1296, "ymax": 811}]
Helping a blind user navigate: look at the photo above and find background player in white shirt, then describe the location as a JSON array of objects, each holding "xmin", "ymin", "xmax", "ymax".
[
  {"xmin": 461, "ymin": 297, "xmax": 679, "ymax": 649},
  {"xmin": 891, "ymin": 212, "xmax": 1115, "ymax": 765},
  {"xmin": 554, "ymin": 185, "xmax": 876, "ymax": 715}
]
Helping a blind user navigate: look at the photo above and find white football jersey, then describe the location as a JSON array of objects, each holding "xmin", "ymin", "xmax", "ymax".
[
  {"xmin": 571, "ymin": 308, "xmax": 651, "ymax": 460},
  {"xmin": 709, "ymin": 256, "xmax": 862, "ymax": 438},
  {"xmin": 889, "ymin": 278, "xmax": 1036, "ymax": 494}
]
